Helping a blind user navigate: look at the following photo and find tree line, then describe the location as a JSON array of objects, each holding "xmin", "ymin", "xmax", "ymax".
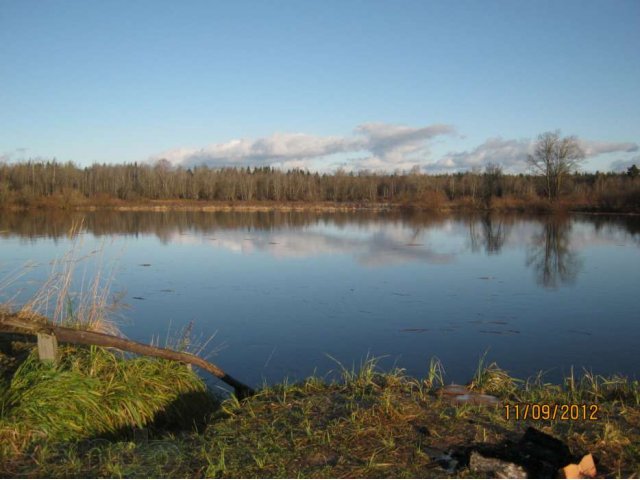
[
  {"xmin": 0, "ymin": 159, "xmax": 638, "ymax": 211},
  {"xmin": 1, "ymin": 131, "xmax": 639, "ymax": 212}
]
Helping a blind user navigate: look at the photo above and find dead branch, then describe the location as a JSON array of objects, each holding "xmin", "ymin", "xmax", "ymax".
[{"xmin": 0, "ymin": 313, "xmax": 254, "ymax": 399}]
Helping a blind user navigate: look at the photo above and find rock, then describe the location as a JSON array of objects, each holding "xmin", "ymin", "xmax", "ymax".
[{"xmin": 470, "ymin": 451, "xmax": 528, "ymax": 478}]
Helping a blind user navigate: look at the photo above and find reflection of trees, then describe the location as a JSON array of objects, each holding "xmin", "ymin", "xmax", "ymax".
[
  {"xmin": 0, "ymin": 209, "xmax": 451, "ymax": 241},
  {"xmin": 589, "ymin": 215, "xmax": 640, "ymax": 246},
  {"xmin": 469, "ymin": 214, "xmax": 510, "ymax": 254},
  {"xmin": 526, "ymin": 217, "xmax": 582, "ymax": 288}
]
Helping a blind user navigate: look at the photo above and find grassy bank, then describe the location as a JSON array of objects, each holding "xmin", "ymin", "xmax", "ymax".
[{"xmin": 1, "ymin": 341, "xmax": 639, "ymax": 478}]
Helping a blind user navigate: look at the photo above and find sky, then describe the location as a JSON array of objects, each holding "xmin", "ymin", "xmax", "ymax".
[{"xmin": 1, "ymin": 0, "xmax": 639, "ymax": 173}]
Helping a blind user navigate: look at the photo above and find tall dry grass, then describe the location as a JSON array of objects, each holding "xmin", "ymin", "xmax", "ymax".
[{"xmin": 16, "ymin": 219, "xmax": 122, "ymax": 335}]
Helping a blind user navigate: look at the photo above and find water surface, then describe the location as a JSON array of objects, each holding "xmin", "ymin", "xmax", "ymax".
[{"xmin": 1, "ymin": 210, "xmax": 638, "ymax": 389}]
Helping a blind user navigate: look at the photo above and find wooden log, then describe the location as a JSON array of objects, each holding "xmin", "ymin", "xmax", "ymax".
[
  {"xmin": 0, "ymin": 314, "xmax": 254, "ymax": 399},
  {"xmin": 36, "ymin": 332, "xmax": 58, "ymax": 363}
]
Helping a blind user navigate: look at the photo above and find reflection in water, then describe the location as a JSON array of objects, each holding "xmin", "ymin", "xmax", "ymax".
[
  {"xmin": 0, "ymin": 210, "xmax": 459, "ymax": 267},
  {"xmin": 589, "ymin": 214, "xmax": 640, "ymax": 246},
  {"xmin": 2, "ymin": 209, "xmax": 639, "ymax": 252},
  {"xmin": 1, "ymin": 209, "xmax": 640, "ymax": 384},
  {"xmin": 469, "ymin": 215, "xmax": 511, "ymax": 254},
  {"xmin": 1, "ymin": 211, "xmax": 639, "ymax": 272},
  {"xmin": 525, "ymin": 217, "xmax": 582, "ymax": 288},
  {"xmin": 190, "ymin": 227, "xmax": 456, "ymax": 267},
  {"xmin": 0, "ymin": 209, "xmax": 451, "ymax": 242}
]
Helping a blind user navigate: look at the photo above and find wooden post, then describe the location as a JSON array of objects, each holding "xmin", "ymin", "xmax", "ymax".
[{"xmin": 37, "ymin": 332, "xmax": 58, "ymax": 363}]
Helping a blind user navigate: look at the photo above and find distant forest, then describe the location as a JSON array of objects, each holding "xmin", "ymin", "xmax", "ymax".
[{"xmin": 1, "ymin": 159, "xmax": 639, "ymax": 212}]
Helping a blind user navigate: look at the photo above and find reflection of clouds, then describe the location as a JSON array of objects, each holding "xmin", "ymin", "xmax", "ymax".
[
  {"xmin": 168, "ymin": 215, "xmax": 639, "ymax": 268},
  {"xmin": 569, "ymin": 221, "xmax": 640, "ymax": 248},
  {"xmin": 170, "ymin": 224, "xmax": 457, "ymax": 267},
  {"xmin": 216, "ymin": 238, "xmax": 245, "ymax": 253},
  {"xmin": 359, "ymin": 231, "xmax": 454, "ymax": 266}
]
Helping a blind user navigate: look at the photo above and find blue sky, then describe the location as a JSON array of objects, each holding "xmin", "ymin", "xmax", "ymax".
[{"xmin": 1, "ymin": 0, "xmax": 639, "ymax": 172}]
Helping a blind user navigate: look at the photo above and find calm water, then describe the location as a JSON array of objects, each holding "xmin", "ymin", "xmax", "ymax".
[{"xmin": 1, "ymin": 210, "xmax": 639, "ymax": 390}]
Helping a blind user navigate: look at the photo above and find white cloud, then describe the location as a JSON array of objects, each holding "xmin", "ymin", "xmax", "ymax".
[
  {"xmin": 348, "ymin": 123, "xmax": 456, "ymax": 172},
  {"xmin": 579, "ymin": 140, "xmax": 638, "ymax": 157},
  {"xmin": 150, "ymin": 122, "xmax": 456, "ymax": 171},
  {"xmin": 430, "ymin": 137, "xmax": 533, "ymax": 173},
  {"xmin": 153, "ymin": 133, "xmax": 358, "ymax": 168},
  {"xmin": 357, "ymin": 123, "xmax": 454, "ymax": 159}
]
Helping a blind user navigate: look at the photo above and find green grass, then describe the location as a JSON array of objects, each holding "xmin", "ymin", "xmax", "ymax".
[
  {"xmin": 1, "ymin": 347, "xmax": 639, "ymax": 478},
  {"xmin": 0, "ymin": 343, "xmax": 216, "ymax": 462}
]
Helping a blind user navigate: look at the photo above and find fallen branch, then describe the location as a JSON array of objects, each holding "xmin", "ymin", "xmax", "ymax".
[{"xmin": 0, "ymin": 313, "xmax": 255, "ymax": 399}]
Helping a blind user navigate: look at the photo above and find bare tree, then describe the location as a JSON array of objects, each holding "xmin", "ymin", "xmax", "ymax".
[
  {"xmin": 482, "ymin": 162, "xmax": 503, "ymax": 206},
  {"xmin": 527, "ymin": 131, "xmax": 585, "ymax": 200}
]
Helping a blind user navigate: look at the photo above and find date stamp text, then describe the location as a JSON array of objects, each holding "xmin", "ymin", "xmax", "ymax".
[{"xmin": 503, "ymin": 403, "xmax": 599, "ymax": 421}]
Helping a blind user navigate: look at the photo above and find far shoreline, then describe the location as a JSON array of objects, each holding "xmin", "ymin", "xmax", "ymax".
[{"xmin": 3, "ymin": 198, "xmax": 640, "ymax": 215}]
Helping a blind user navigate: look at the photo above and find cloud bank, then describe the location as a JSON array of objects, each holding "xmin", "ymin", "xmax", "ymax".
[
  {"xmin": 155, "ymin": 133, "xmax": 359, "ymax": 168},
  {"xmin": 580, "ymin": 141, "xmax": 638, "ymax": 157},
  {"xmin": 151, "ymin": 122, "xmax": 456, "ymax": 172},
  {"xmin": 150, "ymin": 124, "xmax": 638, "ymax": 173},
  {"xmin": 431, "ymin": 138, "xmax": 533, "ymax": 173}
]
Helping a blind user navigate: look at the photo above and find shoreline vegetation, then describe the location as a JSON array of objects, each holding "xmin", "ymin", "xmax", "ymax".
[
  {"xmin": 1, "ymin": 160, "xmax": 639, "ymax": 214},
  {"xmin": 1, "ymin": 330, "xmax": 639, "ymax": 478}
]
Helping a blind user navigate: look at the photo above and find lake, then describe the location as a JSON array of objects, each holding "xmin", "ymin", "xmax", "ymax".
[{"xmin": 1, "ymin": 210, "xmax": 638, "ymax": 390}]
